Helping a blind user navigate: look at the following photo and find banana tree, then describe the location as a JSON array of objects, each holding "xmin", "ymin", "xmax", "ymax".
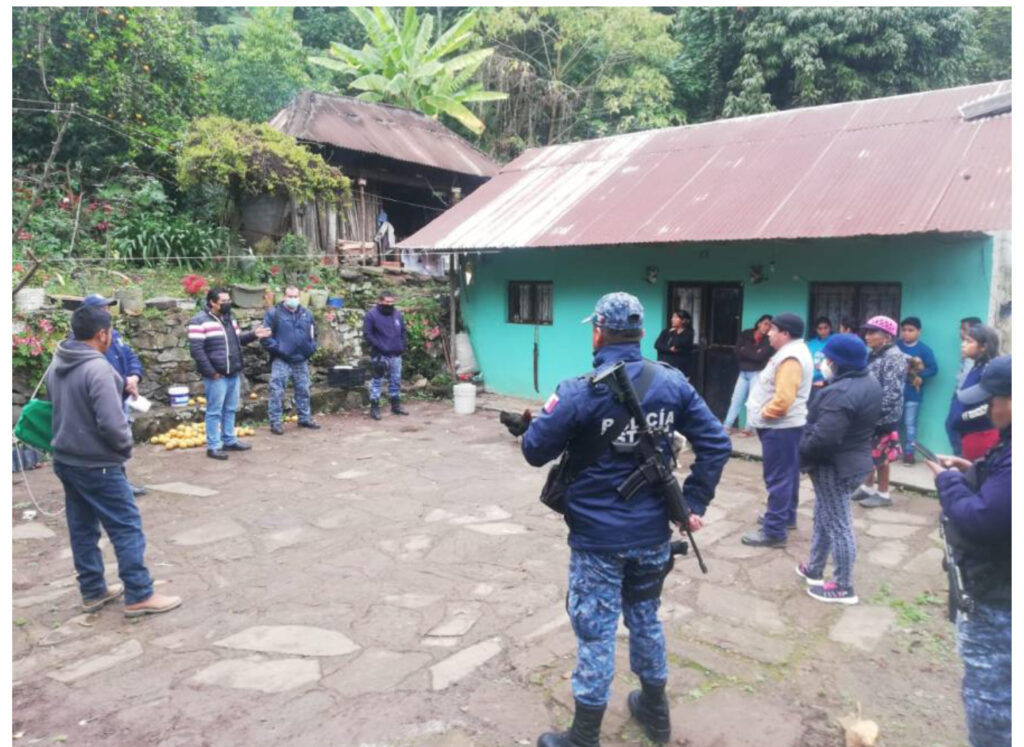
[{"xmin": 309, "ymin": 7, "xmax": 507, "ymax": 135}]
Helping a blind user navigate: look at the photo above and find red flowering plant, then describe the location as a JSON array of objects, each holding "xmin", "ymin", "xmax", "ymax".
[
  {"xmin": 182, "ymin": 274, "xmax": 208, "ymax": 297},
  {"xmin": 12, "ymin": 314, "xmax": 69, "ymax": 385}
]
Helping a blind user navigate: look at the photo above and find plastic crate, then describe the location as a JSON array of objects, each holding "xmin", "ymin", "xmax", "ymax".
[{"xmin": 327, "ymin": 366, "xmax": 366, "ymax": 388}]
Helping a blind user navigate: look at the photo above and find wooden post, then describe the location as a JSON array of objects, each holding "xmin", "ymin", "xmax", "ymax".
[{"xmin": 449, "ymin": 255, "xmax": 458, "ymax": 377}]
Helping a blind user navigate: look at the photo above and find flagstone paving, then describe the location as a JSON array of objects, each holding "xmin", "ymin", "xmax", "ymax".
[{"xmin": 12, "ymin": 401, "xmax": 966, "ymax": 746}]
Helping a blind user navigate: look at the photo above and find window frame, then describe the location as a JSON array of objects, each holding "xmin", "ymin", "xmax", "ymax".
[
  {"xmin": 507, "ymin": 280, "xmax": 554, "ymax": 325},
  {"xmin": 808, "ymin": 281, "xmax": 902, "ymax": 330}
]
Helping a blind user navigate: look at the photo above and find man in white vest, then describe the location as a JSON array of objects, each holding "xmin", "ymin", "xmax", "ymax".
[{"xmin": 741, "ymin": 312, "xmax": 814, "ymax": 547}]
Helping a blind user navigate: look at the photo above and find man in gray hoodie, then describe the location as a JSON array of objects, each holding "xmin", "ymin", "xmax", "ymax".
[{"xmin": 48, "ymin": 305, "xmax": 181, "ymax": 618}]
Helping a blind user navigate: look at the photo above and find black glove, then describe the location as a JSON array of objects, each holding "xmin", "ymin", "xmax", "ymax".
[{"xmin": 500, "ymin": 409, "xmax": 532, "ymax": 437}]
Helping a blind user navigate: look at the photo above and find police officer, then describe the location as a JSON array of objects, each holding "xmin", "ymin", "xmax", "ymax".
[
  {"xmin": 519, "ymin": 293, "xmax": 732, "ymax": 747},
  {"xmin": 926, "ymin": 355, "xmax": 1011, "ymax": 746}
]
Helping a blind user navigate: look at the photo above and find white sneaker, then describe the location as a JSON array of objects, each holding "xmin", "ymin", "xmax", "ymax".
[{"xmin": 851, "ymin": 485, "xmax": 877, "ymax": 502}]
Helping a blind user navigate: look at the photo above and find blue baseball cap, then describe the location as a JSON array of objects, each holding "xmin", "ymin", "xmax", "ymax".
[
  {"xmin": 82, "ymin": 293, "xmax": 116, "ymax": 307},
  {"xmin": 958, "ymin": 355, "xmax": 1011, "ymax": 406},
  {"xmin": 581, "ymin": 292, "xmax": 644, "ymax": 331}
]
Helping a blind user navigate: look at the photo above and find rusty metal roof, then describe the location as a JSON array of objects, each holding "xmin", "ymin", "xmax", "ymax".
[
  {"xmin": 270, "ymin": 91, "xmax": 499, "ymax": 178},
  {"xmin": 400, "ymin": 81, "xmax": 1011, "ymax": 252}
]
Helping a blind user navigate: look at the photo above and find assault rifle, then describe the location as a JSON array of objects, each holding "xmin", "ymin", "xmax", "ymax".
[
  {"xmin": 940, "ymin": 515, "xmax": 974, "ymax": 622},
  {"xmin": 592, "ymin": 361, "xmax": 708, "ymax": 574}
]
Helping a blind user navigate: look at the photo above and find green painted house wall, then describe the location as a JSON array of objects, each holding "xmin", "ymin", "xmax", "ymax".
[{"xmin": 458, "ymin": 234, "xmax": 994, "ymax": 451}]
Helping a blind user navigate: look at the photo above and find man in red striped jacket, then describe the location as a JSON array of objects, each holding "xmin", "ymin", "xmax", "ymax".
[{"xmin": 188, "ymin": 288, "xmax": 270, "ymax": 460}]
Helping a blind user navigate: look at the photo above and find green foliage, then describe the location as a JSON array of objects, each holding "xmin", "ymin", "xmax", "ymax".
[
  {"xmin": 176, "ymin": 116, "xmax": 350, "ymax": 205},
  {"xmin": 112, "ymin": 211, "xmax": 232, "ymax": 269},
  {"xmin": 310, "ymin": 7, "xmax": 507, "ymax": 136},
  {"xmin": 477, "ymin": 8, "xmax": 682, "ymax": 156},
  {"xmin": 205, "ymin": 8, "xmax": 312, "ymax": 123},
  {"xmin": 672, "ymin": 7, "xmax": 983, "ymax": 121},
  {"xmin": 12, "ymin": 7, "xmax": 208, "ymax": 178},
  {"xmin": 969, "ymin": 7, "xmax": 1012, "ymax": 82},
  {"xmin": 294, "ymin": 7, "xmax": 367, "ymax": 51},
  {"xmin": 402, "ymin": 300, "xmax": 446, "ymax": 382}
]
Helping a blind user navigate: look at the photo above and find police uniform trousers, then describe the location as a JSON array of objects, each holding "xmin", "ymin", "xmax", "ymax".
[
  {"xmin": 568, "ymin": 541, "xmax": 671, "ymax": 706},
  {"xmin": 958, "ymin": 601, "xmax": 1012, "ymax": 746}
]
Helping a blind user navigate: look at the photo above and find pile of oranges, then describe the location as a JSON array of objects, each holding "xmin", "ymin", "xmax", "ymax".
[{"xmin": 150, "ymin": 423, "xmax": 255, "ymax": 450}]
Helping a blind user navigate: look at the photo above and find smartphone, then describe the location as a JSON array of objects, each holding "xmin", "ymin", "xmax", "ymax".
[{"xmin": 913, "ymin": 442, "xmax": 940, "ymax": 462}]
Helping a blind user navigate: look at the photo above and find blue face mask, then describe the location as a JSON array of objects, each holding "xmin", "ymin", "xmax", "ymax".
[{"xmin": 284, "ymin": 297, "xmax": 300, "ymax": 310}]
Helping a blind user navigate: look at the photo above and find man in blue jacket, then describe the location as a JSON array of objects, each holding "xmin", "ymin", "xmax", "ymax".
[
  {"xmin": 362, "ymin": 291, "xmax": 408, "ymax": 420},
  {"xmin": 897, "ymin": 316, "xmax": 938, "ymax": 463},
  {"xmin": 261, "ymin": 286, "xmax": 319, "ymax": 435},
  {"xmin": 80, "ymin": 294, "xmax": 147, "ymax": 496},
  {"xmin": 520, "ymin": 292, "xmax": 731, "ymax": 747},
  {"xmin": 926, "ymin": 355, "xmax": 1011, "ymax": 747}
]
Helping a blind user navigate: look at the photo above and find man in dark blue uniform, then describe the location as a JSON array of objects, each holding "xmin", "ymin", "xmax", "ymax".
[{"xmin": 519, "ymin": 292, "xmax": 732, "ymax": 747}]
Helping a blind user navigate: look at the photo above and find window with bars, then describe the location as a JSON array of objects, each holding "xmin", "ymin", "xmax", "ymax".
[
  {"xmin": 809, "ymin": 283, "xmax": 901, "ymax": 331},
  {"xmin": 508, "ymin": 281, "xmax": 553, "ymax": 325}
]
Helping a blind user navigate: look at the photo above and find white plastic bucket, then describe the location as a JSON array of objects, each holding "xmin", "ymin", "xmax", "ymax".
[
  {"xmin": 168, "ymin": 385, "xmax": 190, "ymax": 408},
  {"xmin": 453, "ymin": 383, "xmax": 477, "ymax": 415}
]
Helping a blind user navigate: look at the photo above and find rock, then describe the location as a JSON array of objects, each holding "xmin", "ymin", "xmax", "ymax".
[
  {"xmin": 338, "ymin": 268, "xmax": 361, "ymax": 280},
  {"xmin": 829, "ymin": 606, "xmax": 895, "ymax": 652},
  {"xmin": 13, "ymin": 523, "xmax": 57, "ymax": 541},
  {"xmin": 169, "ymin": 519, "xmax": 246, "ymax": 546},
  {"xmin": 48, "ymin": 640, "xmax": 144, "ymax": 683},
  {"xmin": 430, "ymin": 638, "xmax": 503, "ymax": 691},
  {"xmin": 144, "ymin": 296, "xmax": 184, "ymax": 310},
  {"xmin": 214, "ymin": 625, "xmax": 360, "ymax": 657},
  {"xmin": 323, "ymin": 649, "xmax": 431, "ymax": 696},
  {"xmin": 358, "ymin": 266, "xmax": 385, "ymax": 276},
  {"xmin": 148, "ymin": 482, "xmax": 219, "ymax": 498},
  {"xmin": 190, "ymin": 657, "xmax": 321, "ymax": 693}
]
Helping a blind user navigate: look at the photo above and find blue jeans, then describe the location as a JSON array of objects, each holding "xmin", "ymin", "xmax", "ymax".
[
  {"xmin": 53, "ymin": 461, "xmax": 153, "ymax": 605},
  {"xmin": 369, "ymin": 354, "xmax": 402, "ymax": 401},
  {"xmin": 902, "ymin": 400, "xmax": 921, "ymax": 452},
  {"xmin": 204, "ymin": 373, "xmax": 240, "ymax": 451},
  {"xmin": 568, "ymin": 543, "xmax": 671, "ymax": 706},
  {"xmin": 268, "ymin": 358, "xmax": 312, "ymax": 426},
  {"xmin": 958, "ymin": 602, "xmax": 1012, "ymax": 746},
  {"xmin": 758, "ymin": 426, "xmax": 803, "ymax": 538},
  {"xmin": 723, "ymin": 371, "xmax": 758, "ymax": 428}
]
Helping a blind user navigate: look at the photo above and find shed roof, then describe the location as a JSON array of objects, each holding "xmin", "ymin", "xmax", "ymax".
[
  {"xmin": 270, "ymin": 91, "xmax": 499, "ymax": 179},
  {"xmin": 400, "ymin": 81, "xmax": 1011, "ymax": 252}
]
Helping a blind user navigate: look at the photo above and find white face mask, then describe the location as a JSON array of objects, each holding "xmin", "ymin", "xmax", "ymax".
[{"xmin": 820, "ymin": 360, "xmax": 836, "ymax": 381}]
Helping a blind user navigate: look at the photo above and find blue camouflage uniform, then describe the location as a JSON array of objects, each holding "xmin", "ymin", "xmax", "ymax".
[{"xmin": 522, "ymin": 293, "xmax": 732, "ymax": 708}]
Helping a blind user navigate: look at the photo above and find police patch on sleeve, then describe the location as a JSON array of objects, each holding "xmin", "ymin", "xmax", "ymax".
[{"xmin": 542, "ymin": 393, "xmax": 560, "ymax": 414}]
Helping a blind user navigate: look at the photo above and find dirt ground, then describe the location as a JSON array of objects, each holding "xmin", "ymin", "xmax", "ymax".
[{"xmin": 12, "ymin": 401, "xmax": 966, "ymax": 746}]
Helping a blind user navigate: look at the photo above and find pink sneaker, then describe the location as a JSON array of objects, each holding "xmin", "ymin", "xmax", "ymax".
[
  {"xmin": 807, "ymin": 581, "xmax": 858, "ymax": 605},
  {"xmin": 795, "ymin": 563, "xmax": 823, "ymax": 586}
]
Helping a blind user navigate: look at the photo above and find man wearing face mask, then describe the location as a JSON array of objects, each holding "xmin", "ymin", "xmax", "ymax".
[
  {"xmin": 261, "ymin": 286, "xmax": 319, "ymax": 435},
  {"xmin": 362, "ymin": 291, "xmax": 409, "ymax": 420},
  {"xmin": 49, "ymin": 305, "xmax": 182, "ymax": 618},
  {"xmin": 188, "ymin": 287, "xmax": 271, "ymax": 459}
]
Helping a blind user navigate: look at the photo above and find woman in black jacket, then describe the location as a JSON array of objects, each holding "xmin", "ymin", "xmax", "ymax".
[
  {"xmin": 654, "ymin": 311, "xmax": 695, "ymax": 378},
  {"xmin": 723, "ymin": 314, "xmax": 773, "ymax": 435},
  {"xmin": 797, "ymin": 333, "xmax": 882, "ymax": 605}
]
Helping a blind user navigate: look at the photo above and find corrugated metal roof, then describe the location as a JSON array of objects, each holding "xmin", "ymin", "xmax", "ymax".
[
  {"xmin": 270, "ymin": 91, "xmax": 499, "ymax": 178},
  {"xmin": 400, "ymin": 81, "xmax": 1011, "ymax": 252}
]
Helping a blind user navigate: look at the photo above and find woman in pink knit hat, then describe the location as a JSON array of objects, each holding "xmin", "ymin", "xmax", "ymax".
[{"xmin": 852, "ymin": 316, "xmax": 908, "ymax": 508}]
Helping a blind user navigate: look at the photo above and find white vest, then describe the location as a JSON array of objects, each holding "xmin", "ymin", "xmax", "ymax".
[{"xmin": 745, "ymin": 339, "xmax": 814, "ymax": 429}]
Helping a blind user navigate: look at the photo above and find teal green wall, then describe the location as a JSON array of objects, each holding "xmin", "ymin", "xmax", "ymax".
[{"xmin": 459, "ymin": 234, "xmax": 993, "ymax": 451}]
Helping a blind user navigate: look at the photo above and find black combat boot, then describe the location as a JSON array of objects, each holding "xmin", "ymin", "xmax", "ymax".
[
  {"xmin": 537, "ymin": 700, "xmax": 604, "ymax": 747},
  {"xmin": 390, "ymin": 397, "xmax": 409, "ymax": 415},
  {"xmin": 369, "ymin": 400, "xmax": 381, "ymax": 421},
  {"xmin": 627, "ymin": 681, "xmax": 671, "ymax": 744}
]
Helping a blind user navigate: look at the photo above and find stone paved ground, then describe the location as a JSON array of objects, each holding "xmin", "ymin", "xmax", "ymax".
[{"xmin": 12, "ymin": 402, "xmax": 966, "ymax": 746}]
